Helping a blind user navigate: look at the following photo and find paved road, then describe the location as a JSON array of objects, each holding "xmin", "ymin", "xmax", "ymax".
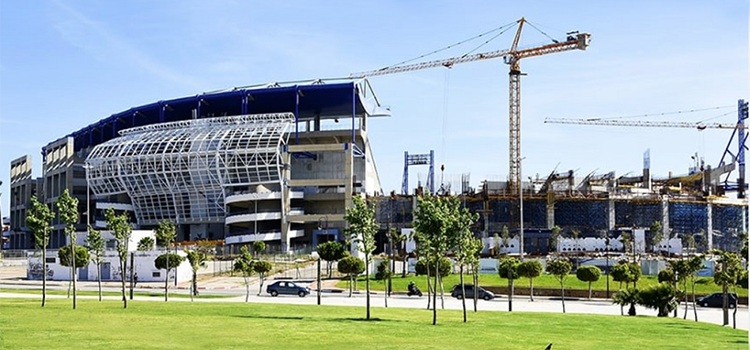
[{"xmin": 1, "ymin": 264, "xmax": 747, "ymax": 330}]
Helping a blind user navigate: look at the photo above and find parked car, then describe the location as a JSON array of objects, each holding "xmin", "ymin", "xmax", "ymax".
[
  {"xmin": 697, "ymin": 292, "xmax": 737, "ymax": 308},
  {"xmin": 450, "ymin": 283, "xmax": 495, "ymax": 301},
  {"xmin": 266, "ymin": 281, "xmax": 311, "ymax": 297}
]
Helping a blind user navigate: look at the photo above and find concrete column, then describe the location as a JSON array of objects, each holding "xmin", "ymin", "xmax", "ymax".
[
  {"xmin": 546, "ymin": 194, "xmax": 555, "ymax": 229},
  {"xmin": 706, "ymin": 203, "xmax": 713, "ymax": 251},
  {"xmin": 608, "ymin": 199, "xmax": 616, "ymax": 231},
  {"xmin": 280, "ymin": 150, "xmax": 291, "ymax": 254},
  {"xmin": 661, "ymin": 196, "xmax": 670, "ymax": 238}
]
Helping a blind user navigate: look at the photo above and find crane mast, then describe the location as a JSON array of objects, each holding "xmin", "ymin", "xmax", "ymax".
[{"xmin": 351, "ymin": 18, "xmax": 591, "ymax": 195}]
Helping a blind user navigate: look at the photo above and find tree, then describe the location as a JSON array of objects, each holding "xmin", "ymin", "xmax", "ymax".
[
  {"xmin": 56, "ymin": 189, "xmax": 80, "ymax": 309},
  {"xmin": 413, "ymin": 195, "xmax": 473, "ymax": 325},
  {"xmin": 344, "ymin": 195, "xmax": 379, "ymax": 320},
  {"xmin": 317, "ymin": 241, "xmax": 347, "ymax": 278},
  {"xmin": 453, "ymin": 225, "xmax": 479, "ymax": 321},
  {"xmin": 26, "ymin": 196, "xmax": 54, "ymax": 307},
  {"xmin": 233, "ymin": 246, "xmax": 255, "ymax": 302},
  {"xmin": 252, "ymin": 240, "xmax": 266, "ymax": 257},
  {"xmin": 576, "ymin": 265, "xmax": 601, "ymax": 300},
  {"xmin": 154, "ymin": 220, "xmax": 177, "ymax": 301},
  {"xmin": 498, "ymin": 257, "xmax": 520, "ymax": 311},
  {"xmin": 501, "ymin": 225, "xmax": 510, "ymax": 249},
  {"xmin": 549, "ymin": 225, "xmax": 561, "ymax": 253},
  {"xmin": 468, "ymin": 237, "xmax": 484, "ymax": 313},
  {"xmin": 85, "ymin": 225, "xmax": 105, "ymax": 301},
  {"xmin": 627, "ymin": 263, "xmax": 642, "ymax": 289},
  {"xmin": 338, "ymin": 256, "xmax": 365, "ymax": 297},
  {"xmin": 104, "ymin": 207, "xmax": 132, "ymax": 308},
  {"xmin": 620, "ymin": 232, "xmax": 631, "ymax": 254},
  {"xmin": 657, "ymin": 268, "xmax": 675, "ymax": 284},
  {"xmin": 414, "ymin": 256, "xmax": 452, "ymax": 277},
  {"xmin": 253, "ymin": 260, "xmax": 272, "ymax": 296},
  {"xmin": 492, "ymin": 232, "xmax": 502, "ymax": 257},
  {"xmin": 57, "ymin": 244, "xmax": 90, "ymax": 299},
  {"xmin": 546, "ymin": 259, "xmax": 572, "ymax": 313},
  {"xmin": 639, "ymin": 283, "xmax": 680, "ymax": 317},
  {"xmin": 611, "ymin": 263, "xmax": 632, "ymax": 290},
  {"xmin": 185, "ymin": 248, "xmax": 208, "ymax": 300},
  {"xmin": 649, "ymin": 221, "xmax": 664, "ymax": 253},
  {"xmin": 682, "ymin": 233, "xmax": 696, "ymax": 255},
  {"xmin": 137, "ymin": 237, "xmax": 155, "ymax": 251},
  {"xmin": 613, "ymin": 288, "xmax": 639, "ymax": 316},
  {"xmin": 713, "ymin": 250, "xmax": 742, "ymax": 327},
  {"xmin": 685, "ymin": 255, "xmax": 705, "ymax": 321},
  {"xmin": 517, "ymin": 260, "xmax": 543, "ymax": 301},
  {"xmin": 375, "ymin": 258, "xmax": 392, "ymax": 307},
  {"xmin": 154, "ymin": 252, "xmax": 184, "ymax": 296}
]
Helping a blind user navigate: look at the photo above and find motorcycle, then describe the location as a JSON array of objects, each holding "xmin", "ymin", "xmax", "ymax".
[{"xmin": 407, "ymin": 281, "xmax": 423, "ymax": 297}]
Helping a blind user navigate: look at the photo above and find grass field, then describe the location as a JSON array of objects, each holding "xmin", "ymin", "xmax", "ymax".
[
  {"xmin": 0, "ymin": 298, "xmax": 746, "ymax": 350},
  {"xmin": 337, "ymin": 273, "xmax": 748, "ymax": 297}
]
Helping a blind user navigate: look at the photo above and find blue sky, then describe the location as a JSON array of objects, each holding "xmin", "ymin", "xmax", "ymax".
[{"xmin": 1, "ymin": 1, "xmax": 748, "ymax": 216}]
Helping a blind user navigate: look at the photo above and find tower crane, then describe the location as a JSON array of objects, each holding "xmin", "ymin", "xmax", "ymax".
[
  {"xmin": 544, "ymin": 99, "xmax": 749, "ymax": 198},
  {"xmin": 350, "ymin": 18, "xmax": 591, "ymax": 194}
]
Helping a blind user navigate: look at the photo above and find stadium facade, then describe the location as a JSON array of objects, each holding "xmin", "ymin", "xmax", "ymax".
[{"xmin": 7, "ymin": 79, "xmax": 748, "ymax": 255}]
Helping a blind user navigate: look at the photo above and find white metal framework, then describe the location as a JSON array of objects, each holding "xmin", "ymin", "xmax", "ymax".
[{"xmin": 85, "ymin": 113, "xmax": 294, "ymax": 225}]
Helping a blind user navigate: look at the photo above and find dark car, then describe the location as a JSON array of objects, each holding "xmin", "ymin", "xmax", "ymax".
[
  {"xmin": 697, "ymin": 292, "xmax": 737, "ymax": 308},
  {"xmin": 450, "ymin": 283, "xmax": 495, "ymax": 301},
  {"xmin": 266, "ymin": 281, "xmax": 311, "ymax": 297}
]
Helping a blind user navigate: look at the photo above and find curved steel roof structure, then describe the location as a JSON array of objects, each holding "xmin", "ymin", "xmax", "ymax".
[{"xmin": 85, "ymin": 113, "xmax": 294, "ymax": 225}]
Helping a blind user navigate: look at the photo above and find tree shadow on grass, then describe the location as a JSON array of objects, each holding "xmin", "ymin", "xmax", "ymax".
[
  {"xmin": 231, "ymin": 315, "xmax": 401, "ymax": 323},
  {"xmin": 232, "ymin": 315, "xmax": 304, "ymax": 320}
]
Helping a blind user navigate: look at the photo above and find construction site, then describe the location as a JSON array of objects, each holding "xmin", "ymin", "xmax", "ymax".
[{"xmin": 5, "ymin": 18, "xmax": 748, "ymax": 256}]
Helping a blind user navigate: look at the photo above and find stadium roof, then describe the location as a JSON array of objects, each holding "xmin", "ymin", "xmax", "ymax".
[{"xmin": 46, "ymin": 79, "xmax": 386, "ymax": 155}]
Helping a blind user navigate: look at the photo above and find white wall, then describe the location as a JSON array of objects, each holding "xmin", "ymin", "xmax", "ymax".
[
  {"xmin": 28, "ymin": 249, "xmax": 191, "ymax": 283},
  {"xmin": 74, "ymin": 229, "xmax": 155, "ymax": 252}
]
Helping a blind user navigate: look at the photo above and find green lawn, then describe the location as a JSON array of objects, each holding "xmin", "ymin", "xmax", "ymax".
[
  {"xmin": 338, "ymin": 274, "xmax": 748, "ymax": 297},
  {"xmin": 0, "ymin": 288, "xmax": 232, "ymax": 299},
  {"xmin": 0, "ymin": 298, "xmax": 746, "ymax": 350}
]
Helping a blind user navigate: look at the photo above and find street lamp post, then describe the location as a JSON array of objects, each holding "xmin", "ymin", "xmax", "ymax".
[{"xmin": 316, "ymin": 216, "xmax": 327, "ymax": 306}]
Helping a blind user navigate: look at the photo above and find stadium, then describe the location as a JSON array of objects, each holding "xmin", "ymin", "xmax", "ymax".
[{"xmin": 7, "ymin": 78, "xmax": 749, "ymax": 255}]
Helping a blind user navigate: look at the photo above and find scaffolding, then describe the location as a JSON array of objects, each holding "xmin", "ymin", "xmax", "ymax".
[{"xmin": 85, "ymin": 113, "xmax": 294, "ymax": 225}]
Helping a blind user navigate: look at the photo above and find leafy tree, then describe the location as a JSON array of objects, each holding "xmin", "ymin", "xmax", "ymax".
[
  {"xmin": 155, "ymin": 254, "xmax": 184, "ymax": 280},
  {"xmin": 467, "ymin": 237, "xmax": 484, "ymax": 313},
  {"xmin": 611, "ymin": 263, "xmax": 632, "ymax": 290},
  {"xmin": 576, "ymin": 265, "xmax": 601, "ymax": 300},
  {"xmin": 649, "ymin": 221, "xmax": 664, "ymax": 253},
  {"xmin": 338, "ymin": 256, "xmax": 365, "ymax": 297},
  {"xmin": 620, "ymin": 232, "xmax": 631, "ymax": 254},
  {"xmin": 628, "ymin": 263, "xmax": 642, "ymax": 289},
  {"xmin": 317, "ymin": 241, "xmax": 347, "ymax": 278},
  {"xmin": 501, "ymin": 225, "xmax": 510, "ymax": 248},
  {"xmin": 613, "ymin": 288, "xmax": 639, "ymax": 316},
  {"xmin": 26, "ymin": 196, "xmax": 54, "ymax": 307},
  {"xmin": 388, "ymin": 228, "xmax": 408, "ymax": 278},
  {"xmin": 252, "ymin": 240, "xmax": 266, "ymax": 257},
  {"xmin": 713, "ymin": 250, "xmax": 742, "ymax": 327},
  {"xmin": 233, "ymin": 246, "xmax": 255, "ymax": 302},
  {"xmin": 639, "ymin": 283, "xmax": 680, "ymax": 317},
  {"xmin": 375, "ymin": 258, "xmax": 392, "ymax": 307},
  {"xmin": 684, "ymin": 255, "xmax": 705, "ymax": 321},
  {"xmin": 446, "ymin": 200, "xmax": 478, "ymax": 322},
  {"xmin": 517, "ymin": 260, "xmax": 543, "ymax": 301},
  {"xmin": 154, "ymin": 220, "xmax": 177, "ymax": 301},
  {"xmin": 546, "ymin": 259, "xmax": 572, "ymax": 313},
  {"xmin": 253, "ymin": 260, "xmax": 272, "ymax": 296},
  {"xmin": 85, "ymin": 225, "xmax": 105, "ymax": 301},
  {"xmin": 137, "ymin": 237, "xmax": 155, "ymax": 251},
  {"xmin": 57, "ymin": 244, "xmax": 90, "ymax": 299},
  {"xmin": 492, "ymin": 232, "xmax": 502, "ymax": 257},
  {"xmin": 344, "ymin": 195, "xmax": 379, "ymax": 320},
  {"xmin": 549, "ymin": 225, "xmax": 561, "ymax": 252},
  {"xmin": 682, "ymin": 233, "xmax": 696, "ymax": 255},
  {"xmin": 658, "ymin": 268, "xmax": 676, "ymax": 284},
  {"xmin": 498, "ymin": 257, "xmax": 520, "ymax": 311},
  {"xmin": 414, "ymin": 256, "xmax": 452, "ymax": 277},
  {"xmin": 104, "ymin": 207, "xmax": 132, "ymax": 309},
  {"xmin": 56, "ymin": 189, "xmax": 80, "ymax": 309},
  {"xmin": 413, "ymin": 195, "xmax": 473, "ymax": 325},
  {"xmin": 185, "ymin": 248, "xmax": 209, "ymax": 300}
]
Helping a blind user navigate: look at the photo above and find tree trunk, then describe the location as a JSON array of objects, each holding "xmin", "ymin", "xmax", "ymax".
[
  {"xmin": 692, "ymin": 280, "xmax": 698, "ymax": 322},
  {"xmin": 508, "ymin": 278, "xmax": 514, "ymax": 312},
  {"xmin": 164, "ymin": 268, "xmax": 170, "ymax": 302},
  {"xmin": 439, "ymin": 273, "xmax": 445, "ymax": 310},
  {"xmin": 432, "ymin": 259, "xmax": 438, "ymax": 325},
  {"xmin": 190, "ymin": 270, "xmax": 195, "ymax": 301},
  {"xmin": 401, "ymin": 254, "xmax": 407, "ymax": 278},
  {"xmin": 258, "ymin": 274, "xmax": 264, "ymax": 296},
  {"xmin": 683, "ymin": 280, "xmax": 688, "ymax": 319},
  {"xmin": 673, "ymin": 281, "xmax": 678, "ymax": 317},
  {"xmin": 473, "ymin": 269, "xmax": 478, "ymax": 312},
  {"xmin": 71, "ymin": 239, "xmax": 77, "ymax": 310},
  {"xmin": 460, "ymin": 265, "xmax": 466, "ymax": 323},
  {"xmin": 732, "ymin": 285, "xmax": 737, "ymax": 329},
  {"xmin": 244, "ymin": 276, "xmax": 250, "ymax": 302},
  {"xmin": 129, "ymin": 252, "xmax": 135, "ymax": 300},
  {"xmin": 628, "ymin": 303, "xmax": 636, "ymax": 316},
  {"xmin": 41, "ymin": 248, "xmax": 47, "ymax": 307},
  {"xmin": 366, "ymin": 255, "xmax": 371, "ymax": 320},
  {"xmin": 529, "ymin": 278, "xmax": 534, "ymax": 302},
  {"xmin": 120, "ymin": 258, "xmax": 128, "ymax": 308},
  {"xmin": 561, "ymin": 281, "xmax": 566, "ymax": 313},
  {"xmin": 426, "ymin": 264, "xmax": 432, "ymax": 310},
  {"xmin": 97, "ymin": 262, "xmax": 102, "ymax": 302},
  {"xmin": 588, "ymin": 281, "xmax": 592, "ymax": 300}
]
